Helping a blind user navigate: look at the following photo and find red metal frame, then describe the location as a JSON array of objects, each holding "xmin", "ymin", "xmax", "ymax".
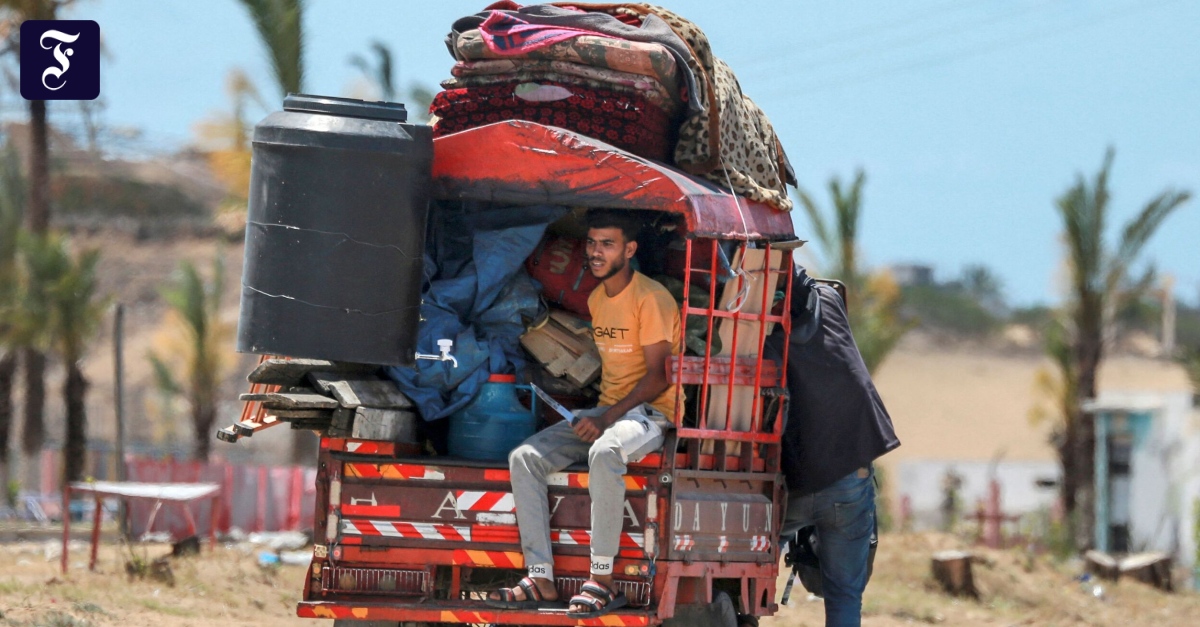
[
  {"xmin": 671, "ymin": 238, "xmax": 793, "ymax": 467},
  {"xmin": 231, "ymin": 120, "xmax": 800, "ymax": 624}
]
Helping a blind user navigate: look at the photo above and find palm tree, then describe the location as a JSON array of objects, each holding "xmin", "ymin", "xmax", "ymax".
[
  {"xmin": 798, "ymin": 170, "xmax": 865, "ymax": 294},
  {"xmin": 798, "ymin": 170, "xmax": 909, "ymax": 373},
  {"xmin": 1051, "ymin": 147, "xmax": 1189, "ymax": 548},
  {"xmin": 237, "ymin": 0, "xmax": 305, "ymax": 99},
  {"xmin": 48, "ymin": 244, "xmax": 104, "ymax": 484},
  {"xmin": 149, "ymin": 256, "xmax": 233, "ymax": 461},
  {"xmin": 12, "ymin": 233, "xmax": 53, "ymax": 460},
  {"xmin": 236, "ymin": 0, "xmax": 316, "ymax": 463},
  {"xmin": 0, "ymin": 140, "xmax": 23, "ymax": 492},
  {"xmin": 20, "ymin": 233, "xmax": 105, "ymax": 484},
  {"xmin": 1, "ymin": 0, "xmax": 69, "ymax": 475}
]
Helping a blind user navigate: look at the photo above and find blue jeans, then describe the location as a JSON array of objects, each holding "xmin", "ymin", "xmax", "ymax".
[{"xmin": 780, "ymin": 467, "xmax": 875, "ymax": 627}]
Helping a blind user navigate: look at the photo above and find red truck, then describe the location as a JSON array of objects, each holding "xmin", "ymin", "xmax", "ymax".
[{"xmin": 232, "ymin": 120, "xmax": 799, "ymax": 627}]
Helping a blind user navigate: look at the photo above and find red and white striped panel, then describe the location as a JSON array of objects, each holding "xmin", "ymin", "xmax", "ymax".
[
  {"xmin": 341, "ymin": 503, "xmax": 401, "ymax": 518},
  {"xmin": 749, "ymin": 535, "xmax": 771, "ymax": 552},
  {"xmin": 546, "ymin": 472, "xmax": 649, "ymax": 491},
  {"xmin": 344, "ymin": 463, "xmax": 446, "ymax": 481},
  {"xmin": 454, "ymin": 491, "xmax": 515, "ymax": 512},
  {"xmin": 717, "ymin": 536, "xmax": 729, "ymax": 553},
  {"xmin": 552, "ymin": 529, "xmax": 645, "ymax": 549},
  {"xmin": 341, "ymin": 520, "xmax": 470, "ymax": 542},
  {"xmin": 342, "ymin": 441, "xmax": 394, "ymax": 456},
  {"xmin": 672, "ymin": 535, "xmax": 695, "ymax": 551},
  {"xmin": 471, "ymin": 526, "xmax": 644, "ymax": 549}
]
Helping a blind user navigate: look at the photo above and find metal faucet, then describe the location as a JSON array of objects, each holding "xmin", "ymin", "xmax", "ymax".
[{"xmin": 415, "ymin": 338, "xmax": 458, "ymax": 368}]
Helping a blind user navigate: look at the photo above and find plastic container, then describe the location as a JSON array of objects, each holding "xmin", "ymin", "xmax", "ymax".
[
  {"xmin": 237, "ymin": 94, "xmax": 433, "ymax": 366},
  {"xmin": 448, "ymin": 374, "xmax": 537, "ymax": 461}
]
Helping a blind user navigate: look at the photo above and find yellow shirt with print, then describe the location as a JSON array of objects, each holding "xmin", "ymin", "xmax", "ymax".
[{"xmin": 587, "ymin": 271, "xmax": 682, "ymax": 424}]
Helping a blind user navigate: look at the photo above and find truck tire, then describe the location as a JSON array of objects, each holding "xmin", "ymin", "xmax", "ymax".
[{"xmin": 662, "ymin": 591, "xmax": 738, "ymax": 627}]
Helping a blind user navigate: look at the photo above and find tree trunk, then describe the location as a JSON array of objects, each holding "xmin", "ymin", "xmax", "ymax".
[
  {"xmin": 21, "ymin": 347, "xmax": 46, "ymax": 456},
  {"xmin": 931, "ymin": 550, "xmax": 978, "ymax": 598},
  {"xmin": 27, "ymin": 99, "xmax": 50, "ymax": 235},
  {"xmin": 1058, "ymin": 419, "xmax": 1076, "ymax": 519},
  {"xmin": 1071, "ymin": 317, "xmax": 1103, "ymax": 551},
  {"xmin": 0, "ymin": 351, "xmax": 16, "ymax": 499},
  {"xmin": 191, "ymin": 395, "xmax": 215, "ymax": 462},
  {"xmin": 63, "ymin": 360, "xmax": 89, "ymax": 485}
]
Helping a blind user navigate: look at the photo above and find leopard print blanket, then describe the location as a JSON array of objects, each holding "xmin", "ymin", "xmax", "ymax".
[{"xmin": 552, "ymin": 3, "xmax": 796, "ymax": 211}]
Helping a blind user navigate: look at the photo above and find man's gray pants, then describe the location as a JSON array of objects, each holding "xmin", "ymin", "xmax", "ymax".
[{"xmin": 508, "ymin": 405, "xmax": 665, "ymax": 580}]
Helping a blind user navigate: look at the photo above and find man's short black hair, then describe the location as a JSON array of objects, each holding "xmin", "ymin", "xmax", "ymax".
[{"xmin": 586, "ymin": 209, "xmax": 642, "ymax": 243}]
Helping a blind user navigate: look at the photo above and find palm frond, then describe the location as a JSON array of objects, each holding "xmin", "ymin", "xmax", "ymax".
[
  {"xmin": 148, "ymin": 353, "xmax": 182, "ymax": 395},
  {"xmin": 371, "ymin": 40, "xmax": 396, "ymax": 101},
  {"xmin": 237, "ymin": 0, "xmax": 305, "ymax": 97},
  {"xmin": 1104, "ymin": 188, "xmax": 1190, "ymax": 296},
  {"xmin": 796, "ymin": 187, "xmax": 831, "ymax": 265}
]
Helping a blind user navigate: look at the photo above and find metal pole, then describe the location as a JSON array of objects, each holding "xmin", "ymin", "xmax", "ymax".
[{"xmin": 113, "ymin": 304, "xmax": 127, "ymax": 538}]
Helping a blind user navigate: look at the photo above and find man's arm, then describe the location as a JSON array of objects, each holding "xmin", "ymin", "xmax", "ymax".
[{"xmin": 573, "ymin": 340, "xmax": 672, "ymax": 442}]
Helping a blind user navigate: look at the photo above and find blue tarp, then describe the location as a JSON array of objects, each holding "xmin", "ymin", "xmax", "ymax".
[{"xmin": 386, "ymin": 203, "xmax": 566, "ymax": 421}]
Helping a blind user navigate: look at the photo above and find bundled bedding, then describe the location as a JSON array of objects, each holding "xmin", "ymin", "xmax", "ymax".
[{"xmin": 432, "ymin": 2, "xmax": 797, "ymax": 211}]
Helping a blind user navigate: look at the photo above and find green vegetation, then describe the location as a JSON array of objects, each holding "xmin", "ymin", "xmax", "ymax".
[
  {"xmin": 1045, "ymin": 147, "xmax": 1189, "ymax": 548},
  {"xmin": 149, "ymin": 254, "xmax": 233, "ymax": 461},
  {"xmin": 798, "ymin": 170, "xmax": 910, "ymax": 373}
]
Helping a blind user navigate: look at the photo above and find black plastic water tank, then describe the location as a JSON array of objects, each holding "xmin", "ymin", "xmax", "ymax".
[{"xmin": 237, "ymin": 94, "xmax": 432, "ymax": 366}]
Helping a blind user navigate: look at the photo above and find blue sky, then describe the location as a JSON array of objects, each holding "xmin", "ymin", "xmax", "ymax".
[{"xmin": 66, "ymin": 0, "xmax": 1199, "ymax": 305}]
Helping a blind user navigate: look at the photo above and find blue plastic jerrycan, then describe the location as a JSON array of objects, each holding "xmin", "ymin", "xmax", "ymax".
[{"xmin": 447, "ymin": 374, "xmax": 537, "ymax": 461}]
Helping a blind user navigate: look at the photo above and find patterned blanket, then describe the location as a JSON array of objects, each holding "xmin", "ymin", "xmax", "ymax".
[
  {"xmin": 445, "ymin": 59, "xmax": 681, "ymax": 112},
  {"xmin": 430, "ymin": 81, "xmax": 674, "ymax": 161},
  {"xmin": 550, "ymin": 3, "xmax": 796, "ymax": 211}
]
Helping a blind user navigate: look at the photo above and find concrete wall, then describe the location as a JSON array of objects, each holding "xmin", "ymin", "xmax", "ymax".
[{"xmin": 896, "ymin": 459, "xmax": 1061, "ymax": 530}]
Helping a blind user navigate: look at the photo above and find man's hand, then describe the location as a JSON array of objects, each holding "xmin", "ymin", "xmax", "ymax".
[{"xmin": 572, "ymin": 409, "xmax": 619, "ymax": 443}]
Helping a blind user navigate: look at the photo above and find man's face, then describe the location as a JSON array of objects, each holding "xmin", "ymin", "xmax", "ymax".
[{"xmin": 586, "ymin": 226, "xmax": 636, "ymax": 281}]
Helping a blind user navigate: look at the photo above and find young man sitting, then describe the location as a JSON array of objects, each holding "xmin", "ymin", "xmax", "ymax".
[{"xmin": 487, "ymin": 210, "xmax": 681, "ymax": 617}]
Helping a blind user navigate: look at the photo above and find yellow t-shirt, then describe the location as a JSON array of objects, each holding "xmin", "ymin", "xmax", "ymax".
[{"xmin": 588, "ymin": 272, "xmax": 682, "ymax": 421}]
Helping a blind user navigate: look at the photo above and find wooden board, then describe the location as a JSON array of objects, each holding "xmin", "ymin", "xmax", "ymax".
[
  {"xmin": 265, "ymin": 408, "xmax": 335, "ymax": 420},
  {"xmin": 247, "ymin": 359, "xmax": 377, "ymax": 386},
  {"xmin": 239, "ymin": 391, "xmax": 339, "ymax": 410},
  {"xmin": 704, "ymin": 248, "xmax": 783, "ymax": 452},
  {"xmin": 352, "ymin": 407, "xmax": 419, "ymax": 442},
  {"xmin": 307, "ymin": 373, "xmax": 414, "ymax": 409},
  {"xmin": 540, "ymin": 322, "xmax": 588, "ymax": 356},
  {"xmin": 522, "ymin": 310, "xmax": 602, "ymax": 391},
  {"xmin": 565, "ymin": 350, "xmax": 602, "ymax": 388},
  {"xmin": 549, "ymin": 310, "xmax": 592, "ymax": 336}
]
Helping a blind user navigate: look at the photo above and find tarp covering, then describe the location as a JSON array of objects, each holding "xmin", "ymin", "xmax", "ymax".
[
  {"xmin": 386, "ymin": 202, "xmax": 566, "ymax": 421},
  {"xmin": 432, "ymin": 121, "xmax": 796, "ymax": 241}
]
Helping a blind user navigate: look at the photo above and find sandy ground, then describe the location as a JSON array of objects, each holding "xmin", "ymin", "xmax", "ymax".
[
  {"xmin": 0, "ymin": 539, "xmax": 310, "ymax": 627},
  {"xmin": 764, "ymin": 532, "xmax": 1200, "ymax": 627},
  {"xmin": 2, "ymin": 532, "xmax": 1196, "ymax": 626}
]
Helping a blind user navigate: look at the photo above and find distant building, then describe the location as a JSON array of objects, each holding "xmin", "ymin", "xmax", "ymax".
[{"xmin": 891, "ymin": 263, "xmax": 934, "ymax": 287}]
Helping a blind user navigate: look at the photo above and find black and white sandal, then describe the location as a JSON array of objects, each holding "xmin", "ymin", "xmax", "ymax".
[
  {"xmin": 567, "ymin": 579, "xmax": 628, "ymax": 618},
  {"xmin": 485, "ymin": 576, "xmax": 554, "ymax": 610}
]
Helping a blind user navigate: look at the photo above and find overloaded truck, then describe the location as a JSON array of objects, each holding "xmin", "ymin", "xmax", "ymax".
[{"xmin": 223, "ymin": 4, "xmax": 807, "ymax": 626}]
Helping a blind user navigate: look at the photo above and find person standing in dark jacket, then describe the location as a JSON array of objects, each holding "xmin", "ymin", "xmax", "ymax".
[{"xmin": 763, "ymin": 266, "xmax": 900, "ymax": 627}]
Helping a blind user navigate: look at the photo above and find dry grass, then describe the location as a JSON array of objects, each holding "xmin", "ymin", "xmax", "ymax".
[
  {"xmin": 0, "ymin": 541, "xmax": 308, "ymax": 627},
  {"xmin": 765, "ymin": 532, "xmax": 1200, "ymax": 627},
  {"xmin": 2, "ymin": 533, "xmax": 1197, "ymax": 626}
]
